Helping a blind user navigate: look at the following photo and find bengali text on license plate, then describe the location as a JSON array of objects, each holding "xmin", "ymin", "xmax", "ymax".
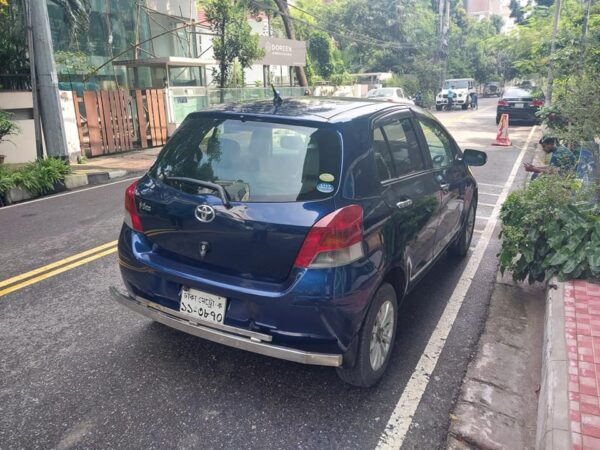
[{"xmin": 179, "ymin": 288, "xmax": 227, "ymax": 325}]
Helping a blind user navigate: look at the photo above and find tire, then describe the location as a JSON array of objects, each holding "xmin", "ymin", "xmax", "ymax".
[
  {"xmin": 461, "ymin": 103, "xmax": 468, "ymax": 110},
  {"xmin": 337, "ymin": 283, "xmax": 398, "ymax": 387},
  {"xmin": 495, "ymin": 115, "xmax": 500, "ymax": 125},
  {"xmin": 436, "ymin": 105, "xmax": 442, "ymax": 111},
  {"xmin": 449, "ymin": 201, "xmax": 476, "ymax": 257}
]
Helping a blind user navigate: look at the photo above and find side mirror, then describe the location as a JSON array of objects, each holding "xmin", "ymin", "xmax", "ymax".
[{"xmin": 462, "ymin": 149, "xmax": 487, "ymax": 166}]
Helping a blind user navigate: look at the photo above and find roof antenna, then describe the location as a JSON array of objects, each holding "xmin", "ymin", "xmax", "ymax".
[{"xmin": 271, "ymin": 84, "xmax": 283, "ymax": 107}]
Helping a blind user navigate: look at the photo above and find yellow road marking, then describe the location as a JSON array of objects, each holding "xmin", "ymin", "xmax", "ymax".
[
  {"xmin": 0, "ymin": 240, "xmax": 118, "ymax": 289},
  {"xmin": 0, "ymin": 247, "xmax": 118, "ymax": 298}
]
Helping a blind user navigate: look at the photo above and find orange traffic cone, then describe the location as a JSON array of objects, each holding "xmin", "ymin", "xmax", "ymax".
[{"xmin": 492, "ymin": 113, "xmax": 511, "ymax": 146}]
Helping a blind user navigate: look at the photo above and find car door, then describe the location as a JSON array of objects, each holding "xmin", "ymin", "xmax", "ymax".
[
  {"xmin": 372, "ymin": 112, "xmax": 441, "ymax": 280},
  {"xmin": 414, "ymin": 115, "xmax": 469, "ymax": 255}
]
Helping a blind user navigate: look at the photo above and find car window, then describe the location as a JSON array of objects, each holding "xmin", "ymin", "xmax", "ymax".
[
  {"xmin": 416, "ymin": 119, "xmax": 455, "ymax": 169},
  {"xmin": 396, "ymin": 89, "xmax": 403, "ymax": 98},
  {"xmin": 380, "ymin": 118, "xmax": 424, "ymax": 177},
  {"xmin": 151, "ymin": 117, "xmax": 342, "ymax": 202},
  {"xmin": 373, "ymin": 127, "xmax": 394, "ymax": 181}
]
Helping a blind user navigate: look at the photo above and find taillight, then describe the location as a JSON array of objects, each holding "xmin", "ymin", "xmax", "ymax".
[
  {"xmin": 294, "ymin": 205, "xmax": 364, "ymax": 269},
  {"xmin": 124, "ymin": 180, "xmax": 143, "ymax": 232},
  {"xmin": 530, "ymin": 99, "xmax": 544, "ymax": 107},
  {"xmin": 497, "ymin": 100, "xmax": 508, "ymax": 106}
]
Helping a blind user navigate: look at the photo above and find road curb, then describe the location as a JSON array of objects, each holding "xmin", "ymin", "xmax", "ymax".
[{"xmin": 536, "ymin": 280, "xmax": 571, "ymax": 450}]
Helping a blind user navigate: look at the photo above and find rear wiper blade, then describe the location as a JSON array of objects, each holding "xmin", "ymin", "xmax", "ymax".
[{"xmin": 163, "ymin": 176, "xmax": 231, "ymax": 209}]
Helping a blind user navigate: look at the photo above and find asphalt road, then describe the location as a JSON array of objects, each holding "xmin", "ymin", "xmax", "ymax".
[{"xmin": 0, "ymin": 98, "xmax": 539, "ymax": 450}]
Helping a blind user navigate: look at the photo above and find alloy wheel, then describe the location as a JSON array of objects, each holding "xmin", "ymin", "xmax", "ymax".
[{"xmin": 369, "ymin": 300, "xmax": 395, "ymax": 371}]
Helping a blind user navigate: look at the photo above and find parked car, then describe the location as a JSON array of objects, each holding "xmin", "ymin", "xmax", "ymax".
[
  {"xmin": 518, "ymin": 79, "xmax": 537, "ymax": 90},
  {"xmin": 496, "ymin": 87, "xmax": 544, "ymax": 124},
  {"xmin": 436, "ymin": 78, "xmax": 476, "ymax": 110},
  {"xmin": 483, "ymin": 82, "xmax": 502, "ymax": 97},
  {"xmin": 367, "ymin": 87, "xmax": 415, "ymax": 105},
  {"xmin": 111, "ymin": 98, "xmax": 487, "ymax": 387}
]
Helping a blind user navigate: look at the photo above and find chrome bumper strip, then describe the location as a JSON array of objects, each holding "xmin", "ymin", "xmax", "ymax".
[{"xmin": 109, "ymin": 287, "xmax": 343, "ymax": 367}]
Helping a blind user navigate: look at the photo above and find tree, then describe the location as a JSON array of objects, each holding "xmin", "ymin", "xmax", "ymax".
[
  {"xmin": 510, "ymin": 0, "xmax": 526, "ymax": 24},
  {"xmin": 272, "ymin": 0, "xmax": 308, "ymax": 86},
  {"xmin": 308, "ymin": 32, "xmax": 334, "ymax": 78},
  {"xmin": 0, "ymin": 0, "xmax": 29, "ymax": 90},
  {"xmin": 204, "ymin": 0, "xmax": 264, "ymax": 90},
  {"xmin": 49, "ymin": 0, "xmax": 91, "ymax": 45}
]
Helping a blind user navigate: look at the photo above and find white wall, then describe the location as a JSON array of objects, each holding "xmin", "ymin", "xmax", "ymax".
[
  {"xmin": 0, "ymin": 91, "xmax": 38, "ymax": 164},
  {"xmin": 0, "ymin": 91, "xmax": 81, "ymax": 164},
  {"xmin": 145, "ymin": 0, "xmax": 196, "ymax": 18}
]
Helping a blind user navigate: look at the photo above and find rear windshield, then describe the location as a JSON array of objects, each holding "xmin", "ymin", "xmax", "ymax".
[
  {"xmin": 503, "ymin": 88, "xmax": 533, "ymax": 98},
  {"xmin": 368, "ymin": 88, "xmax": 395, "ymax": 98},
  {"xmin": 150, "ymin": 117, "xmax": 342, "ymax": 202}
]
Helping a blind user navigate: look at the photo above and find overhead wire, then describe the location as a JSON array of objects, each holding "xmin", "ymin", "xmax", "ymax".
[{"xmin": 247, "ymin": 0, "xmax": 414, "ymax": 51}]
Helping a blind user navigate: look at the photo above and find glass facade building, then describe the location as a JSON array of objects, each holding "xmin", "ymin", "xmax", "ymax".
[{"xmin": 47, "ymin": 0, "xmax": 200, "ymax": 90}]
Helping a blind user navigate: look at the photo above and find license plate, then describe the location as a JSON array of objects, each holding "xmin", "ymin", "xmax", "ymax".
[
  {"xmin": 179, "ymin": 288, "xmax": 227, "ymax": 325},
  {"xmin": 514, "ymin": 103, "xmax": 524, "ymax": 108}
]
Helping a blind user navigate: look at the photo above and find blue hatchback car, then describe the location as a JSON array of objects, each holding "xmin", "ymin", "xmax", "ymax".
[{"xmin": 111, "ymin": 97, "xmax": 486, "ymax": 387}]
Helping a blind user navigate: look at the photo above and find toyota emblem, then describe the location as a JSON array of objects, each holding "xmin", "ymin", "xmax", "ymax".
[{"xmin": 195, "ymin": 204, "xmax": 216, "ymax": 223}]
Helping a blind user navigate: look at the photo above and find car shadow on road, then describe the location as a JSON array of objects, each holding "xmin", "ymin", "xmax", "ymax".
[{"xmin": 107, "ymin": 251, "xmax": 475, "ymax": 449}]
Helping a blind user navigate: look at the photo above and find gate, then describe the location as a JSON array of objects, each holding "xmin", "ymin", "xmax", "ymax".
[{"xmin": 73, "ymin": 89, "xmax": 168, "ymax": 157}]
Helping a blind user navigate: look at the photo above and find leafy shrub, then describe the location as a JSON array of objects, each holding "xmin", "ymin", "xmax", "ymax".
[
  {"xmin": 499, "ymin": 174, "xmax": 600, "ymax": 283},
  {"xmin": 0, "ymin": 110, "xmax": 19, "ymax": 144},
  {"xmin": 0, "ymin": 165, "xmax": 15, "ymax": 194},
  {"xmin": 0, "ymin": 158, "xmax": 71, "ymax": 196}
]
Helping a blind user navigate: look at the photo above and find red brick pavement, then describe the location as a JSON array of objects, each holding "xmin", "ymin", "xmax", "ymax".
[{"xmin": 565, "ymin": 280, "xmax": 600, "ymax": 450}]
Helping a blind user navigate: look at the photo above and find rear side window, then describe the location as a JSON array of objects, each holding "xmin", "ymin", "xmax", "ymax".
[
  {"xmin": 373, "ymin": 117, "xmax": 424, "ymax": 181},
  {"xmin": 381, "ymin": 119, "xmax": 424, "ymax": 176},
  {"xmin": 416, "ymin": 119, "xmax": 455, "ymax": 169},
  {"xmin": 151, "ymin": 117, "xmax": 341, "ymax": 202}
]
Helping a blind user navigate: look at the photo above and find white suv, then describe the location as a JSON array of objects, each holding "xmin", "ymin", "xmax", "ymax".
[{"xmin": 436, "ymin": 78, "xmax": 476, "ymax": 110}]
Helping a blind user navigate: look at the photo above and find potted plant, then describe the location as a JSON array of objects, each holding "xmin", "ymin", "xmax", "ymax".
[{"xmin": 0, "ymin": 110, "xmax": 19, "ymax": 165}]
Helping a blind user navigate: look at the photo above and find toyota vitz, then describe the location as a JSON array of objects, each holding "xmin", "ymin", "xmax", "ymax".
[{"xmin": 111, "ymin": 98, "xmax": 486, "ymax": 387}]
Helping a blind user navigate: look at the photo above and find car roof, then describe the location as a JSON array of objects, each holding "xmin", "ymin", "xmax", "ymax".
[{"xmin": 187, "ymin": 97, "xmax": 406, "ymax": 123}]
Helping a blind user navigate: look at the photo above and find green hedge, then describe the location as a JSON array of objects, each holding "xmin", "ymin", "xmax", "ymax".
[
  {"xmin": 499, "ymin": 174, "xmax": 599, "ymax": 283},
  {"xmin": 0, "ymin": 158, "xmax": 71, "ymax": 197}
]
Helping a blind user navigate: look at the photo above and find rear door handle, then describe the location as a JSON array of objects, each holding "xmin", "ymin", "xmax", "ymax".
[{"xmin": 396, "ymin": 199, "xmax": 413, "ymax": 209}]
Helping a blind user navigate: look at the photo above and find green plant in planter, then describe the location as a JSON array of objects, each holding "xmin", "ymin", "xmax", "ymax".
[
  {"xmin": 0, "ymin": 165, "xmax": 15, "ymax": 195},
  {"xmin": 11, "ymin": 158, "xmax": 71, "ymax": 195},
  {"xmin": 499, "ymin": 174, "xmax": 600, "ymax": 283},
  {"xmin": 0, "ymin": 110, "xmax": 19, "ymax": 144}
]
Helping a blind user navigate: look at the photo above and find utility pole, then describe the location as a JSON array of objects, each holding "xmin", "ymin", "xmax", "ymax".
[
  {"xmin": 24, "ymin": 0, "xmax": 43, "ymax": 159},
  {"xmin": 30, "ymin": 0, "xmax": 69, "ymax": 159},
  {"xmin": 546, "ymin": 0, "xmax": 562, "ymax": 106}
]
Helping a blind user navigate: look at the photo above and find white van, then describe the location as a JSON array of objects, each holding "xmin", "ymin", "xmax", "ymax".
[{"xmin": 436, "ymin": 78, "xmax": 476, "ymax": 110}]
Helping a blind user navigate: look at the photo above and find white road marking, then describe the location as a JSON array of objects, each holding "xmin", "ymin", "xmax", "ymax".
[
  {"xmin": 473, "ymin": 229, "xmax": 483, "ymax": 234},
  {"xmin": 376, "ymin": 125, "xmax": 537, "ymax": 450},
  {"xmin": 0, "ymin": 176, "xmax": 138, "ymax": 211},
  {"xmin": 478, "ymin": 202, "xmax": 496, "ymax": 207},
  {"xmin": 479, "ymin": 191, "xmax": 500, "ymax": 197},
  {"xmin": 477, "ymin": 182, "xmax": 504, "ymax": 188},
  {"xmin": 476, "ymin": 215, "xmax": 491, "ymax": 221}
]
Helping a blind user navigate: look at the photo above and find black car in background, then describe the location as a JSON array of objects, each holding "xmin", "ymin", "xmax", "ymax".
[{"xmin": 496, "ymin": 87, "xmax": 544, "ymax": 124}]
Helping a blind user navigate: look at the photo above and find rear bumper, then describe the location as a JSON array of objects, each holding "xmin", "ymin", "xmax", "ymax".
[
  {"xmin": 116, "ymin": 226, "xmax": 380, "ymax": 359},
  {"xmin": 496, "ymin": 107, "xmax": 540, "ymax": 121},
  {"xmin": 110, "ymin": 286, "xmax": 343, "ymax": 367}
]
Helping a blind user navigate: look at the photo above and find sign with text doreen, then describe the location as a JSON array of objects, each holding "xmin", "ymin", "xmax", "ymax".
[{"xmin": 258, "ymin": 37, "xmax": 307, "ymax": 67}]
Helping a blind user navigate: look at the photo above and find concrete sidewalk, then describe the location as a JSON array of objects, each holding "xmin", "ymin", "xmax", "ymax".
[
  {"xmin": 447, "ymin": 274, "xmax": 545, "ymax": 450},
  {"xmin": 65, "ymin": 147, "xmax": 161, "ymax": 189}
]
